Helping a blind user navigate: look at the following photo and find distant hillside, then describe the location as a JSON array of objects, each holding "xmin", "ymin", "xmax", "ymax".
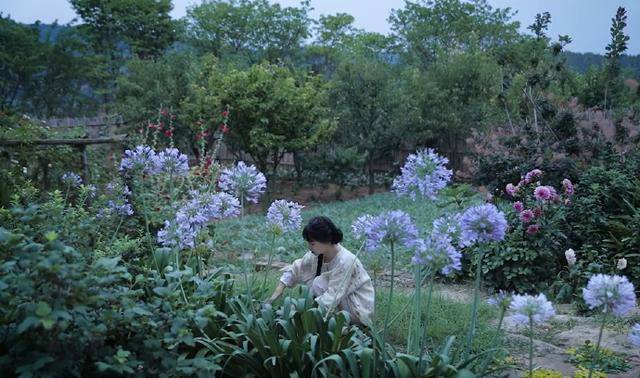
[{"xmin": 563, "ymin": 51, "xmax": 640, "ymax": 76}]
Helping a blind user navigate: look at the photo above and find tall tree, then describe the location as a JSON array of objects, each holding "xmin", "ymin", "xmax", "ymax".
[
  {"xmin": 187, "ymin": 59, "xmax": 336, "ymax": 178},
  {"xmin": 603, "ymin": 6, "xmax": 629, "ymax": 110},
  {"xmin": 329, "ymin": 48, "xmax": 414, "ymax": 194},
  {"xmin": 0, "ymin": 15, "xmax": 43, "ymax": 111},
  {"xmin": 186, "ymin": 0, "xmax": 311, "ymax": 66},
  {"xmin": 389, "ymin": 0, "xmax": 519, "ymax": 67}
]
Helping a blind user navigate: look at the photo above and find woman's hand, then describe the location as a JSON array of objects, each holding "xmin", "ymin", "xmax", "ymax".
[{"xmin": 266, "ymin": 282, "xmax": 286, "ymax": 305}]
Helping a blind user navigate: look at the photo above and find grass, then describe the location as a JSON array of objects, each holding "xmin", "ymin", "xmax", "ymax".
[
  {"xmin": 212, "ymin": 188, "xmax": 478, "ymax": 267},
  {"xmin": 237, "ymin": 267, "xmax": 498, "ymax": 361}
]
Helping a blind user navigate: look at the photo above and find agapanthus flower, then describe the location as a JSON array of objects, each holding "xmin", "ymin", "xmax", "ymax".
[
  {"xmin": 513, "ymin": 201, "xmax": 524, "ymax": 213},
  {"xmin": 524, "ymin": 169, "xmax": 543, "ymax": 184},
  {"xmin": 509, "ymin": 293, "xmax": 555, "ymax": 325},
  {"xmin": 119, "ymin": 145, "xmax": 157, "ymax": 175},
  {"xmin": 629, "ymin": 324, "xmax": 640, "ymax": 348},
  {"xmin": 506, "ymin": 183, "xmax": 518, "ymax": 197},
  {"xmin": 460, "ymin": 204, "xmax": 508, "ymax": 245},
  {"xmin": 84, "ymin": 184, "xmax": 97, "ymax": 198},
  {"xmin": 565, "ymin": 249, "xmax": 576, "ymax": 266},
  {"xmin": 157, "ymin": 219, "xmax": 197, "ymax": 250},
  {"xmin": 526, "ymin": 224, "xmax": 540, "ymax": 235},
  {"xmin": 153, "ymin": 147, "xmax": 189, "ymax": 176},
  {"xmin": 431, "ymin": 212, "xmax": 468, "ymax": 248},
  {"xmin": 61, "ymin": 172, "xmax": 82, "ymax": 187},
  {"xmin": 488, "ymin": 290, "xmax": 513, "ymax": 311},
  {"xmin": 411, "ymin": 235, "xmax": 462, "ymax": 276},
  {"xmin": 105, "ymin": 200, "xmax": 134, "ymax": 216},
  {"xmin": 207, "ymin": 192, "xmax": 241, "ymax": 220},
  {"xmin": 266, "ymin": 199, "xmax": 304, "ymax": 234},
  {"xmin": 519, "ymin": 209, "xmax": 534, "ymax": 223},
  {"xmin": 360, "ymin": 210, "xmax": 419, "ymax": 252},
  {"xmin": 352, "ymin": 214, "xmax": 375, "ymax": 241},
  {"xmin": 562, "ymin": 179, "xmax": 574, "ymax": 196},
  {"xmin": 218, "ymin": 161, "xmax": 267, "ymax": 204},
  {"xmin": 582, "ymin": 274, "xmax": 636, "ymax": 316},
  {"xmin": 391, "ymin": 148, "xmax": 452, "ymax": 200},
  {"xmin": 158, "ymin": 190, "xmax": 240, "ymax": 250}
]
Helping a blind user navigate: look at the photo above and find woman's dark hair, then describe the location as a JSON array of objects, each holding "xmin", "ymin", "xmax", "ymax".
[{"xmin": 302, "ymin": 216, "xmax": 343, "ymax": 245}]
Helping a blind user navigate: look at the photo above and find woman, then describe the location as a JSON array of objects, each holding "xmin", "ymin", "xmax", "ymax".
[{"xmin": 265, "ymin": 216, "xmax": 375, "ymax": 325}]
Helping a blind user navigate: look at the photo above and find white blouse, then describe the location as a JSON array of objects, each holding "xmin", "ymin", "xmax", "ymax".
[{"xmin": 279, "ymin": 244, "xmax": 375, "ymax": 325}]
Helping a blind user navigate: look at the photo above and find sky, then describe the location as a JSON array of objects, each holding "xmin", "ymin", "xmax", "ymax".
[{"xmin": 1, "ymin": 0, "xmax": 638, "ymax": 55}]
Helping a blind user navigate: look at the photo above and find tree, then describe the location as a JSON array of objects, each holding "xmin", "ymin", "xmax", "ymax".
[
  {"xmin": 389, "ymin": 0, "xmax": 519, "ymax": 67},
  {"xmin": 329, "ymin": 52, "xmax": 414, "ymax": 194},
  {"xmin": 186, "ymin": 0, "xmax": 311, "ymax": 66},
  {"xmin": 188, "ymin": 60, "xmax": 335, "ymax": 178},
  {"xmin": 69, "ymin": 0, "xmax": 178, "ymax": 106},
  {"xmin": 306, "ymin": 13, "xmax": 358, "ymax": 75},
  {"xmin": 412, "ymin": 50, "xmax": 502, "ymax": 169},
  {"xmin": 603, "ymin": 6, "xmax": 630, "ymax": 111},
  {"xmin": 0, "ymin": 15, "xmax": 43, "ymax": 111}
]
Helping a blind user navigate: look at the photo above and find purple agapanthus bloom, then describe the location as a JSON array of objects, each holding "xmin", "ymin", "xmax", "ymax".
[
  {"xmin": 218, "ymin": 161, "xmax": 267, "ymax": 204},
  {"xmin": 582, "ymin": 274, "xmax": 637, "ymax": 316},
  {"xmin": 119, "ymin": 145, "xmax": 157, "ymax": 175},
  {"xmin": 106, "ymin": 200, "xmax": 134, "ymax": 216},
  {"xmin": 361, "ymin": 210, "xmax": 419, "ymax": 252},
  {"xmin": 352, "ymin": 214, "xmax": 375, "ymax": 241},
  {"xmin": 629, "ymin": 324, "xmax": 640, "ymax": 348},
  {"xmin": 488, "ymin": 290, "xmax": 513, "ymax": 311},
  {"xmin": 266, "ymin": 199, "xmax": 304, "ymax": 234},
  {"xmin": 61, "ymin": 172, "xmax": 82, "ymax": 187},
  {"xmin": 153, "ymin": 148, "xmax": 189, "ymax": 176},
  {"xmin": 431, "ymin": 212, "xmax": 469, "ymax": 248},
  {"xmin": 207, "ymin": 192, "xmax": 241, "ymax": 220},
  {"xmin": 411, "ymin": 235, "xmax": 462, "ymax": 276},
  {"xmin": 509, "ymin": 293, "xmax": 555, "ymax": 325},
  {"xmin": 157, "ymin": 219, "xmax": 197, "ymax": 250},
  {"xmin": 158, "ymin": 190, "xmax": 240, "ymax": 250},
  {"xmin": 392, "ymin": 148, "xmax": 452, "ymax": 200},
  {"xmin": 460, "ymin": 204, "xmax": 508, "ymax": 245}
]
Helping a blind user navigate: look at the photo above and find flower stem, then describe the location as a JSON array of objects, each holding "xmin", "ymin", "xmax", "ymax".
[
  {"xmin": 479, "ymin": 306, "xmax": 507, "ymax": 376},
  {"xmin": 464, "ymin": 250, "xmax": 484, "ymax": 360},
  {"xmin": 261, "ymin": 232, "xmax": 276, "ymax": 296},
  {"xmin": 380, "ymin": 241, "xmax": 396, "ymax": 373},
  {"xmin": 110, "ymin": 215, "xmax": 125, "ymax": 244},
  {"xmin": 588, "ymin": 310, "xmax": 608, "ymax": 378},
  {"xmin": 529, "ymin": 315, "xmax": 534, "ymax": 378}
]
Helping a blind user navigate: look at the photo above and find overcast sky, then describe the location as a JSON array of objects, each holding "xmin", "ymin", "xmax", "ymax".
[{"xmin": 1, "ymin": 0, "xmax": 638, "ymax": 54}]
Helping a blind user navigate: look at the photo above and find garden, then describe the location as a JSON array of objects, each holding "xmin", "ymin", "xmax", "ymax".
[{"xmin": 1, "ymin": 0, "xmax": 640, "ymax": 377}]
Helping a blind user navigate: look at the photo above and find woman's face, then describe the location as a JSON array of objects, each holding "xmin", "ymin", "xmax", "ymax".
[{"xmin": 307, "ymin": 240, "xmax": 333, "ymax": 255}]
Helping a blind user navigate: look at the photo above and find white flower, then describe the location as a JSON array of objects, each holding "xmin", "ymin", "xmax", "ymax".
[
  {"xmin": 509, "ymin": 293, "xmax": 555, "ymax": 325},
  {"xmin": 565, "ymin": 249, "xmax": 576, "ymax": 266},
  {"xmin": 617, "ymin": 258, "xmax": 627, "ymax": 270}
]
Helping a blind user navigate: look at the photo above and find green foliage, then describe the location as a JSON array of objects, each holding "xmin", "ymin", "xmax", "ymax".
[
  {"xmin": 186, "ymin": 0, "xmax": 311, "ymax": 66},
  {"xmin": 563, "ymin": 150, "xmax": 640, "ymax": 291},
  {"xmin": 188, "ymin": 60, "xmax": 336, "ymax": 177},
  {"xmin": 480, "ymin": 174, "xmax": 570, "ymax": 293},
  {"xmin": 0, "ymin": 224, "xmax": 231, "ymax": 376},
  {"xmin": 566, "ymin": 341, "xmax": 631, "ymax": 374},
  {"xmin": 389, "ymin": 0, "xmax": 520, "ymax": 66},
  {"xmin": 328, "ymin": 53, "xmax": 413, "ymax": 193}
]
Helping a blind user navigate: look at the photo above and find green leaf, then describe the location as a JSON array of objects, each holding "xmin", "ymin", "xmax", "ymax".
[{"xmin": 35, "ymin": 302, "xmax": 52, "ymax": 317}]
